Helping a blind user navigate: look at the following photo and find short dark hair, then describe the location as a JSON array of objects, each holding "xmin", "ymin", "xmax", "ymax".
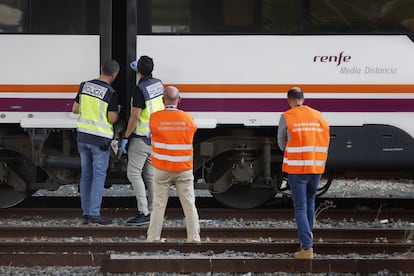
[
  {"xmin": 101, "ymin": 59, "xmax": 120, "ymax": 76},
  {"xmin": 137, "ymin": 55, "xmax": 154, "ymax": 76},
  {"xmin": 287, "ymin": 87, "xmax": 304, "ymax": 100}
]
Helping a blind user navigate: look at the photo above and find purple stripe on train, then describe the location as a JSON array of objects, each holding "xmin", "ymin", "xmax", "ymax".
[
  {"xmin": 0, "ymin": 98, "xmax": 413, "ymax": 112},
  {"xmin": 0, "ymin": 99, "xmax": 74, "ymax": 112},
  {"xmin": 181, "ymin": 98, "xmax": 414, "ymax": 112}
]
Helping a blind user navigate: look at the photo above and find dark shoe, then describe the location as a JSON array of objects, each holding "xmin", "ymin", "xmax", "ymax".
[
  {"xmin": 81, "ymin": 215, "xmax": 89, "ymax": 225},
  {"xmin": 126, "ymin": 213, "xmax": 150, "ymax": 226},
  {"xmin": 88, "ymin": 215, "xmax": 113, "ymax": 225}
]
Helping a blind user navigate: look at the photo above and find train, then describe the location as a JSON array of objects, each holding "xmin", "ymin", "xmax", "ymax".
[{"xmin": 1, "ymin": 0, "xmax": 414, "ymax": 209}]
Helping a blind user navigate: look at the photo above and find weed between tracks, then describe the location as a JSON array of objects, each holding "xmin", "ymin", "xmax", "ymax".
[
  {"xmin": 404, "ymin": 226, "xmax": 414, "ymax": 243},
  {"xmin": 314, "ymin": 200, "xmax": 336, "ymax": 223}
]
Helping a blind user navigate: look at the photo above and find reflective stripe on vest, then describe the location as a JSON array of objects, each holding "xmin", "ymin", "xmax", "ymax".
[
  {"xmin": 153, "ymin": 141, "xmax": 193, "ymax": 150},
  {"xmin": 282, "ymin": 105, "xmax": 330, "ymax": 174},
  {"xmin": 77, "ymin": 82, "xmax": 114, "ymax": 139},
  {"xmin": 150, "ymin": 109, "xmax": 197, "ymax": 172},
  {"xmin": 152, "ymin": 151, "xmax": 193, "ymax": 162},
  {"xmin": 134, "ymin": 79, "xmax": 164, "ymax": 137},
  {"xmin": 286, "ymin": 146, "xmax": 328, "ymax": 153},
  {"xmin": 283, "ymin": 158, "xmax": 327, "ymax": 167}
]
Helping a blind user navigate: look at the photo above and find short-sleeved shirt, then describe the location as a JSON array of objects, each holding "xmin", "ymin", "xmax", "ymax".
[
  {"xmin": 131, "ymin": 76, "xmax": 152, "ymax": 110},
  {"xmin": 132, "ymin": 85, "xmax": 145, "ymax": 109},
  {"xmin": 75, "ymin": 79, "xmax": 118, "ymax": 147}
]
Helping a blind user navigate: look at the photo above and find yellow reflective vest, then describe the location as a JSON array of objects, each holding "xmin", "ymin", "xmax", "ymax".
[
  {"xmin": 77, "ymin": 81, "xmax": 114, "ymax": 139},
  {"xmin": 134, "ymin": 78, "xmax": 164, "ymax": 137}
]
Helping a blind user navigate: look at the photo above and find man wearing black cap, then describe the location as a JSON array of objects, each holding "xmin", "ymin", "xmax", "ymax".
[{"xmin": 123, "ymin": 55, "xmax": 164, "ymax": 225}]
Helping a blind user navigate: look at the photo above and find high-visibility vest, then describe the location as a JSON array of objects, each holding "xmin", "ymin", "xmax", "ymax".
[
  {"xmin": 77, "ymin": 81, "xmax": 114, "ymax": 139},
  {"xmin": 282, "ymin": 105, "xmax": 330, "ymax": 174},
  {"xmin": 150, "ymin": 108, "xmax": 197, "ymax": 172},
  {"xmin": 134, "ymin": 78, "xmax": 164, "ymax": 137}
]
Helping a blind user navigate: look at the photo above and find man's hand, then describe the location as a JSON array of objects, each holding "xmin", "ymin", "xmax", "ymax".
[{"xmin": 121, "ymin": 139, "xmax": 129, "ymax": 154}]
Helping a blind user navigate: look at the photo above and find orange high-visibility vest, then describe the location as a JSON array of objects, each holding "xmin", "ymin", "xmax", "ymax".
[
  {"xmin": 282, "ymin": 105, "xmax": 330, "ymax": 174},
  {"xmin": 150, "ymin": 108, "xmax": 197, "ymax": 172}
]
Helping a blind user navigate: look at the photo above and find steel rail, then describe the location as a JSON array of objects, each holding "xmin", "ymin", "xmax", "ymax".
[
  {"xmin": 1, "ymin": 252, "xmax": 412, "ymax": 273},
  {"xmin": 0, "ymin": 241, "xmax": 412, "ymax": 255},
  {"xmin": 17, "ymin": 196, "xmax": 414, "ymax": 210},
  {"xmin": 1, "ymin": 207, "xmax": 414, "ymax": 221},
  {"xmin": 0, "ymin": 226, "xmax": 410, "ymax": 242},
  {"xmin": 101, "ymin": 256, "xmax": 414, "ymax": 274}
]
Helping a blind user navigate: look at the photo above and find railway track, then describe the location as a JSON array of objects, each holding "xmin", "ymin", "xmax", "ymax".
[
  {"xmin": 2, "ymin": 206, "xmax": 414, "ymax": 221},
  {"xmin": 0, "ymin": 208, "xmax": 413, "ymax": 273},
  {"xmin": 0, "ymin": 240, "xmax": 412, "ymax": 266},
  {"xmin": 19, "ymin": 195, "xmax": 414, "ymax": 210},
  {"xmin": 0, "ymin": 225, "xmax": 410, "ymax": 242},
  {"xmin": 0, "ymin": 228, "xmax": 413, "ymax": 273}
]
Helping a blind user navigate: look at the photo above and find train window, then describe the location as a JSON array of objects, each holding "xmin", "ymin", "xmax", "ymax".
[
  {"xmin": 137, "ymin": 0, "xmax": 263, "ymax": 34},
  {"xmin": 0, "ymin": 0, "xmax": 100, "ymax": 34},
  {"xmin": 0, "ymin": 0, "xmax": 23, "ymax": 32},
  {"xmin": 137, "ymin": 0, "xmax": 190, "ymax": 34},
  {"xmin": 153, "ymin": 0, "xmax": 190, "ymax": 33},
  {"xmin": 308, "ymin": 0, "xmax": 414, "ymax": 34},
  {"xmin": 190, "ymin": 0, "xmax": 262, "ymax": 33},
  {"xmin": 262, "ymin": 0, "xmax": 303, "ymax": 34},
  {"xmin": 137, "ymin": 0, "xmax": 414, "ymax": 35}
]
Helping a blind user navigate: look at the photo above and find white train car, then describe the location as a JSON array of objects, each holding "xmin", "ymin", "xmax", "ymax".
[{"xmin": 1, "ymin": 0, "xmax": 413, "ymax": 208}]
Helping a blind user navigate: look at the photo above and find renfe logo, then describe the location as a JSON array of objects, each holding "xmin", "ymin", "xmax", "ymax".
[{"xmin": 313, "ymin": 51, "xmax": 351, "ymax": 66}]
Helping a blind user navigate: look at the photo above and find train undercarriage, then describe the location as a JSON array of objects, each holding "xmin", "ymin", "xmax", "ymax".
[{"xmin": 1, "ymin": 124, "xmax": 413, "ymax": 209}]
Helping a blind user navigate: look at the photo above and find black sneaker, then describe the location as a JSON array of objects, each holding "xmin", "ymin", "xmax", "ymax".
[
  {"xmin": 88, "ymin": 215, "xmax": 113, "ymax": 225},
  {"xmin": 126, "ymin": 213, "xmax": 150, "ymax": 226},
  {"xmin": 81, "ymin": 215, "xmax": 89, "ymax": 225}
]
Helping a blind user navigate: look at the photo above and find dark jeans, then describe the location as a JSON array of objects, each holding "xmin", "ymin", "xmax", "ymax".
[{"xmin": 288, "ymin": 173, "xmax": 321, "ymax": 250}]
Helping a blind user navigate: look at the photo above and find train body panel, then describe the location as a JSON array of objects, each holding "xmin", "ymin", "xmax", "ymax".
[
  {"xmin": 1, "ymin": 0, "xmax": 414, "ymax": 208},
  {"xmin": 137, "ymin": 35, "xmax": 414, "ymax": 84},
  {"xmin": 0, "ymin": 34, "xmax": 99, "ymax": 128},
  {"xmin": 0, "ymin": 35, "xmax": 99, "ymax": 85},
  {"xmin": 136, "ymin": 35, "xmax": 414, "ymax": 137}
]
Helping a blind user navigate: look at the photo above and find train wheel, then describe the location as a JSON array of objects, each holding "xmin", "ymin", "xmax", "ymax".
[
  {"xmin": 210, "ymin": 170, "xmax": 277, "ymax": 209},
  {"xmin": 0, "ymin": 186, "xmax": 31, "ymax": 208},
  {"xmin": 212, "ymin": 185, "xmax": 276, "ymax": 209},
  {"xmin": 0, "ymin": 151, "xmax": 36, "ymax": 208},
  {"xmin": 206, "ymin": 157, "xmax": 277, "ymax": 208}
]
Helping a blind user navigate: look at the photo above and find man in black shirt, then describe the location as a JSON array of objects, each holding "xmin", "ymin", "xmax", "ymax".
[{"xmin": 123, "ymin": 56, "xmax": 164, "ymax": 225}]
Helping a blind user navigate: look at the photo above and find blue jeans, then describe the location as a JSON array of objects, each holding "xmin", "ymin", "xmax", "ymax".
[
  {"xmin": 288, "ymin": 173, "xmax": 321, "ymax": 250},
  {"xmin": 77, "ymin": 142, "xmax": 110, "ymax": 216}
]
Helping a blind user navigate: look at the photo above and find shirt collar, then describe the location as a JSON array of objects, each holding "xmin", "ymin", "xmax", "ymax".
[{"xmin": 165, "ymin": 105, "xmax": 178, "ymax": 110}]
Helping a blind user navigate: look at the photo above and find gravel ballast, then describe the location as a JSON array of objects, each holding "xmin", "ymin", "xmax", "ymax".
[{"xmin": 2, "ymin": 178, "xmax": 413, "ymax": 275}]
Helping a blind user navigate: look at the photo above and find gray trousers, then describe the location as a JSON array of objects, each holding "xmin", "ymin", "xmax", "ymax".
[{"xmin": 127, "ymin": 137, "xmax": 153, "ymax": 215}]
